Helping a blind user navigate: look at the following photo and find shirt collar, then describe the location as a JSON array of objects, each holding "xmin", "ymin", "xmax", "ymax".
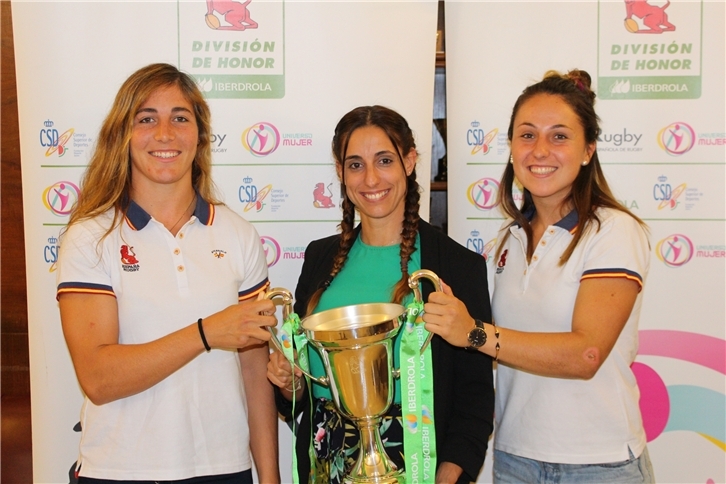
[
  {"xmin": 556, "ymin": 209, "xmax": 580, "ymax": 233},
  {"xmin": 124, "ymin": 193, "xmax": 215, "ymax": 230},
  {"xmin": 513, "ymin": 207, "xmax": 580, "ymax": 233}
]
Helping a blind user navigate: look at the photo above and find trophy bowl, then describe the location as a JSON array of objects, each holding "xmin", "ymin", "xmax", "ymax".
[
  {"xmin": 301, "ymin": 302, "xmax": 405, "ymax": 483},
  {"xmin": 302, "ymin": 303, "xmax": 403, "ymax": 423}
]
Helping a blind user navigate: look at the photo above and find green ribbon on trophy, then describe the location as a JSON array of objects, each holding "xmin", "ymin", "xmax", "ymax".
[
  {"xmin": 400, "ymin": 299, "xmax": 437, "ymax": 483},
  {"xmin": 277, "ymin": 311, "xmax": 314, "ymax": 484}
]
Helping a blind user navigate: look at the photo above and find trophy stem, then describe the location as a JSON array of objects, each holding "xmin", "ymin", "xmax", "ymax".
[{"xmin": 344, "ymin": 417, "xmax": 403, "ymax": 484}]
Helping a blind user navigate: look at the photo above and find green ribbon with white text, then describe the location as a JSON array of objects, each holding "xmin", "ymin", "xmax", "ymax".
[
  {"xmin": 278, "ymin": 312, "xmax": 314, "ymax": 484},
  {"xmin": 400, "ymin": 300, "xmax": 437, "ymax": 483}
]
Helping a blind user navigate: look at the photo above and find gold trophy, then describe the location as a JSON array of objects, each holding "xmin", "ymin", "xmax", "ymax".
[{"xmin": 266, "ymin": 269, "xmax": 441, "ymax": 484}]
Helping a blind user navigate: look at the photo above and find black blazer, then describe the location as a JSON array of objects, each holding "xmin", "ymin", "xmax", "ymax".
[{"xmin": 275, "ymin": 221, "xmax": 494, "ymax": 483}]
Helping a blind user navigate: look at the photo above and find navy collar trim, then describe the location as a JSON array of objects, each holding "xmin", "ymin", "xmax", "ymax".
[
  {"xmin": 512, "ymin": 207, "xmax": 580, "ymax": 233},
  {"xmin": 125, "ymin": 193, "xmax": 214, "ymax": 230},
  {"xmin": 556, "ymin": 209, "xmax": 580, "ymax": 232}
]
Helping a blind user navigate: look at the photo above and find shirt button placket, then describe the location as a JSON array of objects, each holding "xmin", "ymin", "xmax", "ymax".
[
  {"xmin": 171, "ymin": 243, "xmax": 190, "ymax": 294},
  {"xmin": 175, "ymin": 248, "xmax": 185, "ymax": 274}
]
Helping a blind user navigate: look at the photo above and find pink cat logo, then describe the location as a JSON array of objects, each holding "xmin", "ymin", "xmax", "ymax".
[
  {"xmin": 624, "ymin": 0, "xmax": 676, "ymax": 34},
  {"xmin": 313, "ymin": 183, "xmax": 335, "ymax": 209},
  {"xmin": 205, "ymin": 0, "xmax": 258, "ymax": 31}
]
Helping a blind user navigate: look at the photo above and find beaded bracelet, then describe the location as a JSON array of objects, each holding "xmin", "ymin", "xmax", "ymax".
[{"xmin": 492, "ymin": 322, "xmax": 500, "ymax": 361}]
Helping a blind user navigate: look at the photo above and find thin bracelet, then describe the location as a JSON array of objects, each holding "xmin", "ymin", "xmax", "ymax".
[
  {"xmin": 492, "ymin": 322, "xmax": 500, "ymax": 361},
  {"xmin": 197, "ymin": 318, "xmax": 211, "ymax": 352}
]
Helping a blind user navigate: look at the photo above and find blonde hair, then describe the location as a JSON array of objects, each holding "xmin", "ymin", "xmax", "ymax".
[{"xmin": 67, "ymin": 63, "xmax": 220, "ymax": 237}]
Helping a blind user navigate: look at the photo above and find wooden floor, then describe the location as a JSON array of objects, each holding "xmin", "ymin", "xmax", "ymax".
[{"xmin": 1, "ymin": 395, "xmax": 33, "ymax": 483}]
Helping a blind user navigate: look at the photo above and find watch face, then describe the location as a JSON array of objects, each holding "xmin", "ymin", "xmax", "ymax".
[{"xmin": 468, "ymin": 327, "xmax": 487, "ymax": 348}]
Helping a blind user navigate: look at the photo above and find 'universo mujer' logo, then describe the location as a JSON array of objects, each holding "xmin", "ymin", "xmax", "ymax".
[
  {"xmin": 655, "ymin": 234, "xmax": 694, "ymax": 267},
  {"xmin": 657, "ymin": 122, "xmax": 695, "ymax": 156},
  {"xmin": 467, "ymin": 178, "xmax": 500, "ymax": 210},
  {"xmin": 404, "ymin": 405, "xmax": 433, "ymax": 434},
  {"xmin": 260, "ymin": 236, "xmax": 281, "ymax": 267},
  {"xmin": 242, "ymin": 122, "xmax": 280, "ymax": 156},
  {"xmin": 42, "ymin": 181, "xmax": 80, "ymax": 216}
]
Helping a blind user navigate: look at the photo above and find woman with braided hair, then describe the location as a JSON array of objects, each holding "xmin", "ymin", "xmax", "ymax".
[
  {"xmin": 267, "ymin": 105, "xmax": 494, "ymax": 484},
  {"xmin": 423, "ymin": 70, "xmax": 655, "ymax": 483}
]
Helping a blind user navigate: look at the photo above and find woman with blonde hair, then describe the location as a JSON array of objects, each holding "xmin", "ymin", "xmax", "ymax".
[
  {"xmin": 58, "ymin": 63, "xmax": 280, "ymax": 483},
  {"xmin": 67, "ymin": 63, "xmax": 218, "ymax": 233}
]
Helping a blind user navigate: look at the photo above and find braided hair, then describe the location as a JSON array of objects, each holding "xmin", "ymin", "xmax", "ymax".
[
  {"xmin": 496, "ymin": 69, "xmax": 645, "ymax": 265},
  {"xmin": 305, "ymin": 106, "xmax": 420, "ymax": 315}
]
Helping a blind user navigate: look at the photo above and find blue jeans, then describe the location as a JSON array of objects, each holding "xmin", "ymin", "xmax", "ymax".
[{"xmin": 493, "ymin": 447, "xmax": 655, "ymax": 484}]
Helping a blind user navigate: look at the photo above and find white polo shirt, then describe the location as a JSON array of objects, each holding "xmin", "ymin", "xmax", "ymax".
[
  {"xmin": 491, "ymin": 207, "xmax": 650, "ymax": 464},
  {"xmin": 57, "ymin": 198, "xmax": 269, "ymax": 481}
]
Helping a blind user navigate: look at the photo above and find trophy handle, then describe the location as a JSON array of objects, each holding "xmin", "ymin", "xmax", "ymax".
[
  {"xmin": 408, "ymin": 269, "xmax": 443, "ymax": 355},
  {"xmin": 265, "ymin": 288, "xmax": 329, "ymax": 386}
]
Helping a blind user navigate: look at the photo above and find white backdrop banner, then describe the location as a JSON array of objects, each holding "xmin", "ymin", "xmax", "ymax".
[
  {"xmin": 446, "ymin": 1, "xmax": 725, "ymax": 483},
  {"xmin": 13, "ymin": 1, "xmax": 437, "ymax": 482}
]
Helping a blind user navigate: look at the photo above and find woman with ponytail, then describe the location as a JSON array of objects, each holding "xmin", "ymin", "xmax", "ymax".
[
  {"xmin": 267, "ymin": 105, "xmax": 494, "ymax": 484},
  {"xmin": 423, "ymin": 71, "xmax": 655, "ymax": 483}
]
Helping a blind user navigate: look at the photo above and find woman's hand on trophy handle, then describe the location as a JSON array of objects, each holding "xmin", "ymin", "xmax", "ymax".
[
  {"xmin": 422, "ymin": 280, "xmax": 474, "ymax": 348},
  {"xmin": 267, "ymin": 349, "xmax": 305, "ymax": 401},
  {"xmin": 201, "ymin": 298, "xmax": 277, "ymax": 350}
]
